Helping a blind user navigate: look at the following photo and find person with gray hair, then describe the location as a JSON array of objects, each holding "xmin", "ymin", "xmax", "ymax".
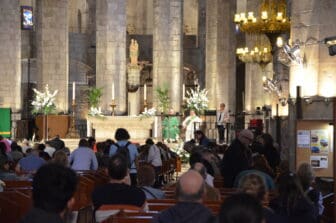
[
  {"xmin": 152, "ymin": 170, "xmax": 214, "ymax": 223},
  {"xmin": 297, "ymin": 163, "xmax": 324, "ymax": 219}
]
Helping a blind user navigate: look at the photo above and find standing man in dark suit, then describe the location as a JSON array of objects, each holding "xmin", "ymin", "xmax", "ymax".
[{"xmin": 216, "ymin": 103, "xmax": 229, "ymax": 144}]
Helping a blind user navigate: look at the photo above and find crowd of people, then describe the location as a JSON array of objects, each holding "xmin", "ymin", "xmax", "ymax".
[{"xmin": 0, "ymin": 123, "xmax": 326, "ymax": 223}]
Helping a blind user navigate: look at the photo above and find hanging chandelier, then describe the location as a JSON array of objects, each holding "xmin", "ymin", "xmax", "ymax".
[
  {"xmin": 234, "ymin": 0, "xmax": 290, "ymax": 34},
  {"xmin": 236, "ymin": 34, "xmax": 272, "ymax": 68}
]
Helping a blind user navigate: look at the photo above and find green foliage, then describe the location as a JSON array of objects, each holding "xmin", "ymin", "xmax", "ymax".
[
  {"xmin": 155, "ymin": 85, "xmax": 170, "ymax": 114},
  {"xmin": 88, "ymin": 87, "xmax": 103, "ymax": 108}
]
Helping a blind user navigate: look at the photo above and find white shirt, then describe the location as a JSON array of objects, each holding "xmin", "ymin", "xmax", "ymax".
[
  {"xmin": 147, "ymin": 145, "xmax": 162, "ymax": 167},
  {"xmin": 216, "ymin": 109, "xmax": 229, "ymax": 126}
]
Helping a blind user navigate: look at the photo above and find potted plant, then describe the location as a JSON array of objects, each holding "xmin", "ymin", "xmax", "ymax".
[
  {"xmin": 87, "ymin": 87, "xmax": 103, "ymax": 116},
  {"xmin": 155, "ymin": 85, "xmax": 170, "ymax": 114}
]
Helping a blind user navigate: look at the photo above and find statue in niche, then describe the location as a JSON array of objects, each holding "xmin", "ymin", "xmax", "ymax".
[{"xmin": 129, "ymin": 39, "xmax": 139, "ymax": 65}]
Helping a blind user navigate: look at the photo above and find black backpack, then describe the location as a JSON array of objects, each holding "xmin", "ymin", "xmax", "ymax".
[{"xmin": 115, "ymin": 142, "xmax": 133, "ymax": 169}]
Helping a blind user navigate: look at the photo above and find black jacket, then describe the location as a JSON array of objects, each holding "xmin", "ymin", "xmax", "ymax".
[{"xmin": 152, "ymin": 202, "xmax": 214, "ymax": 223}]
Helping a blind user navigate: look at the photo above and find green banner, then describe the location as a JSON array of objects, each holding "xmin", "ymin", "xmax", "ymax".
[{"xmin": 0, "ymin": 108, "xmax": 11, "ymax": 137}]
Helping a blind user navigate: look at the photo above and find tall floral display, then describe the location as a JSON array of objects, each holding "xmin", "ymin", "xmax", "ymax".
[
  {"xmin": 31, "ymin": 84, "xmax": 58, "ymax": 140},
  {"xmin": 185, "ymin": 86, "xmax": 209, "ymax": 114},
  {"xmin": 31, "ymin": 84, "xmax": 58, "ymax": 115}
]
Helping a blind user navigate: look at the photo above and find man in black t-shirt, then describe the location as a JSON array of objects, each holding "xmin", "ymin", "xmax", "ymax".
[{"xmin": 91, "ymin": 153, "xmax": 146, "ymax": 210}]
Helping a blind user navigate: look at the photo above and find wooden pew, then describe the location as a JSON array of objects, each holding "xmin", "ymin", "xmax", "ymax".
[
  {"xmin": 0, "ymin": 190, "xmax": 32, "ymax": 222},
  {"xmin": 103, "ymin": 215, "xmax": 153, "ymax": 223},
  {"xmin": 0, "ymin": 196, "xmax": 20, "ymax": 223}
]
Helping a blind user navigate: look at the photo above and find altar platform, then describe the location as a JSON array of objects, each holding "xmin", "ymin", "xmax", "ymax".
[{"xmin": 87, "ymin": 116, "xmax": 160, "ymax": 142}]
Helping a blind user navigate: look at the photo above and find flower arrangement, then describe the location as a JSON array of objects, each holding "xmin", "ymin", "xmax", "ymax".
[
  {"xmin": 139, "ymin": 107, "xmax": 157, "ymax": 119},
  {"xmin": 171, "ymin": 142, "xmax": 190, "ymax": 163},
  {"xmin": 88, "ymin": 107, "xmax": 103, "ymax": 117},
  {"xmin": 31, "ymin": 84, "xmax": 58, "ymax": 115},
  {"xmin": 185, "ymin": 86, "xmax": 209, "ymax": 114}
]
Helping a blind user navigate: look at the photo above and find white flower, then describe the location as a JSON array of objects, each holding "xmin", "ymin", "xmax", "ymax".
[
  {"xmin": 88, "ymin": 107, "xmax": 103, "ymax": 116},
  {"xmin": 139, "ymin": 107, "xmax": 157, "ymax": 118},
  {"xmin": 185, "ymin": 86, "xmax": 209, "ymax": 114},
  {"xmin": 31, "ymin": 84, "xmax": 58, "ymax": 115}
]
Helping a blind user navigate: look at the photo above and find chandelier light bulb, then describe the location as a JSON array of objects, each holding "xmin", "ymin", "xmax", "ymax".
[{"xmin": 261, "ymin": 11, "xmax": 268, "ymax": 20}]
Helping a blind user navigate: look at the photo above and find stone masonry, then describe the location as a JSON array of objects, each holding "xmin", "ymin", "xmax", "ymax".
[
  {"xmin": 0, "ymin": 0, "xmax": 21, "ymax": 112},
  {"xmin": 153, "ymin": 0, "xmax": 183, "ymax": 112},
  {"xmin": 36, "ymin": 0, "xmax": 69, "ymax": 112},
  {"xmin": 206, "ymin": 0, "xmax": 236, "ymax": 111},
  {"xmin": 96, "ymin": 0, "xmax": 127, "ymax": 114}
]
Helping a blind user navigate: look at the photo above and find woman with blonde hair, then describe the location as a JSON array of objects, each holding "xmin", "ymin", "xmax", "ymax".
[{"xmin": 52, "ymin": 150, "xmax": 69, "ymax": 167}]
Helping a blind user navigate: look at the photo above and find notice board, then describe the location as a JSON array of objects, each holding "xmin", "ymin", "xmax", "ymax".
[{"xmin": 296, "ymin": 120, "xmax": 334, "ymax": 177}]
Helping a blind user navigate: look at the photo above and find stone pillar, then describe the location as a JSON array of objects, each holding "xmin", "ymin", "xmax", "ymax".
[
  {"xmin": 205, "ymin": 0, "xmax": 236, "ymax": 110},
  {"xmin": 153, "ymin": 0, "xmax": 183, "ymax": 112},
  {"xmin": 0, "ymin": 0, "xmax": 21, "ymax": 111},
  {"xmin": 0, "ymin": 0, "xmax": 21, "ymax": 138},
  {"xmin": 36, "ymin": 0, "xmax": 69, "ymax": 112},
  {"xmin": 96, "ymin": 0, "xmax": 127, "ymax": 114}
]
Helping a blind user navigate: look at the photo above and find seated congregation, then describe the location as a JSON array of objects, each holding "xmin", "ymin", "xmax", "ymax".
[{"xmin": 0, "ymin": 128, "xmax": 332, "ymax": 223}]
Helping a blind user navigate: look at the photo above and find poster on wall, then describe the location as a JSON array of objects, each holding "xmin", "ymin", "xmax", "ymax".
[
  {"xmin": 310, "ymin": 156, "xmax": 328, "ymax": 168},
  {"xmin": 297, "ymin": 130, "xmax": 310, "ymax": 148},
  {"xmin": 21, "ymin": 6, "xmax": 33, "ymax": 30},
  {"xmin": 310, "ymin": 129, "xmax": 329, "ymax": 154}
]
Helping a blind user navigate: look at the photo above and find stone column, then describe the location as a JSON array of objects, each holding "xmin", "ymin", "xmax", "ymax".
[
  {"xmin": 206, "ymin": 0, "xmax": 236, "ymax": 110},
  {"xmin": 36, "ymin": 0, "xmax": 69, "ymax": 112},
  {"xmin": 0, "ymin": 0, "xmax": 21, "ymax": 137},
  {"xmin": 96, "ymin": 0, "xmax": 127, "ymax": 114},
  {"xmin": 153, "ymin": 0, "xmax": 183, "ymax": 112},
  {"xmin": 0, "ymin": 0, "xmax": 21, "ymax": 111}
]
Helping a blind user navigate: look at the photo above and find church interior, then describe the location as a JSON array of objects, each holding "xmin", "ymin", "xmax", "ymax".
[{"xmin": 1, "ymin": 0, "xmax": 336, "ymax": 222}]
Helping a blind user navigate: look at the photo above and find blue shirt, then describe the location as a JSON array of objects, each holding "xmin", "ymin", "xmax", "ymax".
[
  {"xmin": 69, "ymin": 146, "xmax": 98, "ymax": 171},
  {"xmin": 109, "ymin": 140, "xmax": 139, "ymax": 173},
  {"xmin": 18, "ymin": 154, "xmax": 45, "ymax": 173}
]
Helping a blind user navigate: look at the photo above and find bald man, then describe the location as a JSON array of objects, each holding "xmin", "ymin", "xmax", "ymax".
[
  {"xmin": 221, "ymin": 129, "xmax": 254, "ymax": 188},
  {"xmin": 152, "ymin": 170, "xmax": 214, "ymax": 223}
]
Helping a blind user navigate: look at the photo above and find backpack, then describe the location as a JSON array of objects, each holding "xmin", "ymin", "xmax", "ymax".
[{"xmin": 115, "ymin": 141, "xmax": 133, "ymax": 169}]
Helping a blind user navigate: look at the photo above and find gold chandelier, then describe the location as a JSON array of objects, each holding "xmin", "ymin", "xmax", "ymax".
[
  {"xmin": 234, "ymin": 0, "xmax": 290, "ymax": 34},
  {"xmin": 236, "ymin": 34, "xmax": 272, "ymax": 68},
  {"xmin": 236, "ymin": 46, "xmax": 272, "ymax": 67}
]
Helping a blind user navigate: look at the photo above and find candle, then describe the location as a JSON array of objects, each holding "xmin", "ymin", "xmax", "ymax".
[
  {"xmin": 72, "ymin": 82, "xmax": 75, "ymax": 100},
  {"xmin": 112, "ymin": 83, "xmax": 115, "ymax": 100},
  {"xmin": 247, "ymin": 12, "xmax": 254, "ymax": 21},
  {"xmin": 144, "ymin": 84, "xmax": 147, "ymax": 100},
  {"xmin": 182, "ymin": 84, "xmax": 185, "ymax": 100}
]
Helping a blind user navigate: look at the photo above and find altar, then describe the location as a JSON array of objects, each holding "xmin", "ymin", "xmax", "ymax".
[{"xmin": 87, "ymin": 116, "xmax": 159, "ymax": 142}]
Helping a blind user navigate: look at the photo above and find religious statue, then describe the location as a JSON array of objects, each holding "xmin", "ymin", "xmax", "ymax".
[
  {"xmin": 129, "ymin": 39, "xmax": 139, "ymax": 65},
  {"xmin": 162, "ymin": 108, "xmax": 180, "ymax": 143}
]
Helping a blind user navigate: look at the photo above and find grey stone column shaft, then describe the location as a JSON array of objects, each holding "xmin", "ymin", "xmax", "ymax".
[
  {"xmin": 153, "ymin": 0, "xmax": 183, "ymax": 112},
  {"xmin": 0, "ymin": 0, "xmax": 21, "ymax": 112},
  {"xmin": 36, "ymin": 0, "xmax": 69, "ymax": 112},
  {"xmin": 205, "ymin": 0, "xmax": 236, "ymax": 110},
  {"xmin": 96, "ymin": 0, "xmax": 127, "ymax": 114}
]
